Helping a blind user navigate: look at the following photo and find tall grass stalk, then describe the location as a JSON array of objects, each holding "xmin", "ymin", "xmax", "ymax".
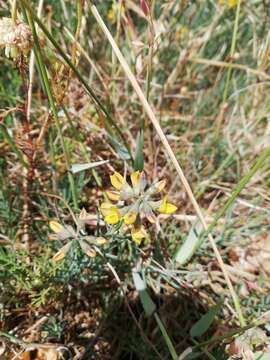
[
  {"xmin": 223, "ymin": 0, "xmax": 242, "ymax": 102},
  {"xmin": 89, "ymin": 0, "xmax": 246, "ymax": 328},
  {"xmin": 23, "ymin": 6, "xmax": 78, "ymax": 208},
  {"xmin": 19, "ymin": 0, "xmax": 132, "ymax": 160}
]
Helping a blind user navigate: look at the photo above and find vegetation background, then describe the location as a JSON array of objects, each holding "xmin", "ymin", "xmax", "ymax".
[{"xmin": 0, "ymin": 0, "xmax": 270, "ymax": 359}]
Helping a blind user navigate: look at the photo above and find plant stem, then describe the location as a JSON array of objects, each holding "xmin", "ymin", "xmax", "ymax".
[
  {"xmin": 154, "ymin": 313, "xmax": 178, "ymax": 360},
  {"xmin": 223, "ymin": 0, "xmax": 242, "ymax": 102},
  {"xmin": 71, "ymin": 0, "xmax": 82, "ymax": 66},
  {"xmin": 23, "ymin": 7, "xmax": 78, "ymax": 208},
  {"xmin": 19, "ymin": 0, "xmax": 132, "ymax": 161},
  {"xmin": 11, "ymin": 0, "xmax": 17, "ymax": 24}
]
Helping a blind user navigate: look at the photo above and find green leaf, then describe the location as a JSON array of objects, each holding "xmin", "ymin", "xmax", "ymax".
[
  {"xmin": 253, "ymin": 353, "xmax": 270, "ymax": 360},
  {"xmin": 134, "ymin": 130, "xmax": 144, "ymax": 171},
  {"xmin": 175, "ymin": 222, "xmax": 202, "ymax": 265},
  {"xmin": 190, "ymin": 301, "xmax": 223, "ymax": 338},
  {"xmin": 132, "ymin": 271, "xmax": 156, "ymax": 317},
  {"xmin": 70, "ymin": 160, "xmax": 109, "ymax": 173},
  {"xmin": 108, "ymin": 135, "xmax": 131, "ymax": 161}
]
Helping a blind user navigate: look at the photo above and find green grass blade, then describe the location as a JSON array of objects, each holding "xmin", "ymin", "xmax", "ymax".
[{"xmin": 19, "ymin": 0, "xmax": 132, "ymax": 161}]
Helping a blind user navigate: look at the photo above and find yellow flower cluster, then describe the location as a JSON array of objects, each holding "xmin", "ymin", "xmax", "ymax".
[
  {"xmin": 100, "ymin": 171, "xmax": 177, "ymax": 245},
  {"xmin": 49, "ymin": 209, "xmax": 108, "ymax": 262}
]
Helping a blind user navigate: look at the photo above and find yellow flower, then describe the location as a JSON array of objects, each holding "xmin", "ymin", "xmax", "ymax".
[
  {"xmin": 124, "ymin": 212, "xmax": 137, "ymax": 225},
  {"xmin": 219, "ymin": 0, "xmax": 238, "ymax": 8},
  {"xmin": 110, "ymin": 172, "xmax": 126, "ymax": 190},
  {"xmin": 131, "ymin": 171, "xmax": 141, "ymax": 188},
  {"xmin": 49, "ymin": 221, "xmax": 64, "ymax": 233},
  {"xmin": 106, "ymin": 190, "xmax": 120, "ymax": 202},
  {"xmin": 105, "ymin": 209, "xmax": 121, "ymax": 225},
  {"xmin": 107, "ymin": 8, "xmax": 116, "ymax": 24},
  {"xmin": 52, "ymin": 242, "xmax": 72, "ymax": 262},
  {"xmin": 80, "ymin": 241, "xmax": 97, "ymax": 258},
  {"xmin": 100, "ymin": 203, "xmax": 121, "ymax": 224},
  {"xmin": 158, "ymin": 197, "xmax": 177, "ymax": 215},
  {"xmin": 131, "ymin": 227, "xmax": 148, "ymax": 245},
  {"xmin": 107, "ymin": 2, "xmax": 125, "ymax": 24}
]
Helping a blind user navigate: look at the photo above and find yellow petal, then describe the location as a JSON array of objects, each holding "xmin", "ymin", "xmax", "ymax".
[
  {"xmin": 158, "ymin": 198, "xmax": 177, "ymax": 215},
  {"xmin": 100, "ymin": 202, "xmax": 113, "ymax": 217},
  {"xmin": 110, "ymin": 172, "xmax": 125, "ymax": 190},
  {"xmin": 52, "ymin": 243, "xmax": 71, "ymax": 261},
  {"xmin": 86, "ymin": 248, "xmax": 96, "ymax": 258},
  {"xmin": 49, "ymin": 221, "xmax": 64, "ymax": 234},
  {"xmin": 106, "ymin": 190, "xmax": 120, "ymax": 202},
  {"xmin": 124, "ymin": 212, "xmax": 137, "ymax": 225},
  {"xmin": 104, "ymin": 208, "xmax": 121, "ymax": 224},
  {"xmin": 53, "ymin": 250, "xmax": 66, "ymax": 262},
  {"xmin": 130, "ymin": 171, "xmax": 141, "ymax": 188},
  {"xmin": 80, "ymin": 241, "xmax": 97, "ymax": 258},
  {"xmin": 131, "ymin": 227, "xmax": 147, "ymax": 245},
  {"xmin": 228, "ymin": 0, "xmax": 237, "ymax": 8}
]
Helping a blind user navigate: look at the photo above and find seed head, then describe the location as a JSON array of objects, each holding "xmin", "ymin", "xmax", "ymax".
[{"xmin": 0, "ymin": 17, "xmax": 33, "ymax": 58}]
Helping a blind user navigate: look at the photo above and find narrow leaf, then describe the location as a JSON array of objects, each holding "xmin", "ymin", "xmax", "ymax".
[
  {"xmin": 175, "ymin": 222, "xmax": 203, "ymax": 265},
  {"xmin": 70, "ymin": 160, "xmax": 109, "ymax": 173},
  {"xmin": 134, "ymin": 130, "xmax": 144, "ymax": 171},
  {"xmin": 132, "ymin": 272, "xmax": 156, "ymax": 317},
  {"xmin": 190, "ymin": 301, "xmax": 223, "ymax": 338},
  {"xmin": 108, "ymin": 135, "xmax": 131, "ymax": 160}
]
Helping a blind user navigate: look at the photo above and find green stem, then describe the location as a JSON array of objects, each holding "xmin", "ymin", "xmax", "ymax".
[
  {"xmin": 154, "ymin": 313, "xmax": 178, "ymax": 360},
  {"xmin": 24, "ymin": 7, "xmax": 78, "ymax": 208},
  {"xmin": 222, "ymin": 0, "xmax": 241, "ymax": 102},
  {"xmin": 19, "ymin": 0, "xmax": 132, "ymax": 161},
  {"xmin": 71, "ymin": 0, "xmax": 82, "ymax": 66}
]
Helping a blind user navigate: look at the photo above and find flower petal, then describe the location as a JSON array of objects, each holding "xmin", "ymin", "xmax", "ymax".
[
  {"xmin": 104, "ymin": 208, "xmax": 121, "ymax": 224},
  {"xmin": 158, "ymin": 198, "xmax": 177, "ymax": 215},
  {"xmin": 49, "ymin": 221, "xmax": 64, "ymax": 233},
  {"xmin": 52, "ymin": 242, "xmax": 72, "ymax": 262},
  {"xmin": 110, "ymin": 172, "xmax": 125, "ymax": 190},
  {"xmin": 124, "ymin": 212, "xmax": 137, "ymax": 225},
  {"xmin": 106, "ymin": 190, "xmax": 120, "ymax": 202},
  {"xmin": 100, "ymin": 202, "xmax": 113, "ymax": 217},
  {"xmin": 131, "ymin": 227, "xmax": 148, "ymax": 245},
  {"xmin": 131, "ymin": 171, "xmax": 141, "ymax": 188},
  {"xmin": 80, "ymin": 241, "xmax": 97, "ymax": 258}
]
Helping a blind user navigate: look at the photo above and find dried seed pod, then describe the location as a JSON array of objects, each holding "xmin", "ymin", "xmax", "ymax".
[{"xmin": 0, "ymin": 17, "xmax": 33, "ymax": 58}]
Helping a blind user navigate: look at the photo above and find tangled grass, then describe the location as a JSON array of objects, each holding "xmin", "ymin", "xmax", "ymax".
[{"xmin": 0, "ymin": 0, "xmax": 270, "ymax": 359}]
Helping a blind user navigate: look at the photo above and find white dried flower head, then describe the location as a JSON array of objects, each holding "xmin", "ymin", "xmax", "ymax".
[{"xmin": 0, "ymin": 17, "xmax": 33, "ymax": 58}]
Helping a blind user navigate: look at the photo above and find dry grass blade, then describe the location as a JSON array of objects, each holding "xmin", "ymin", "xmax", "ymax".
[{"xmin": 90, "ymin": 3, "xmax": 246, "ymax": 326}]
